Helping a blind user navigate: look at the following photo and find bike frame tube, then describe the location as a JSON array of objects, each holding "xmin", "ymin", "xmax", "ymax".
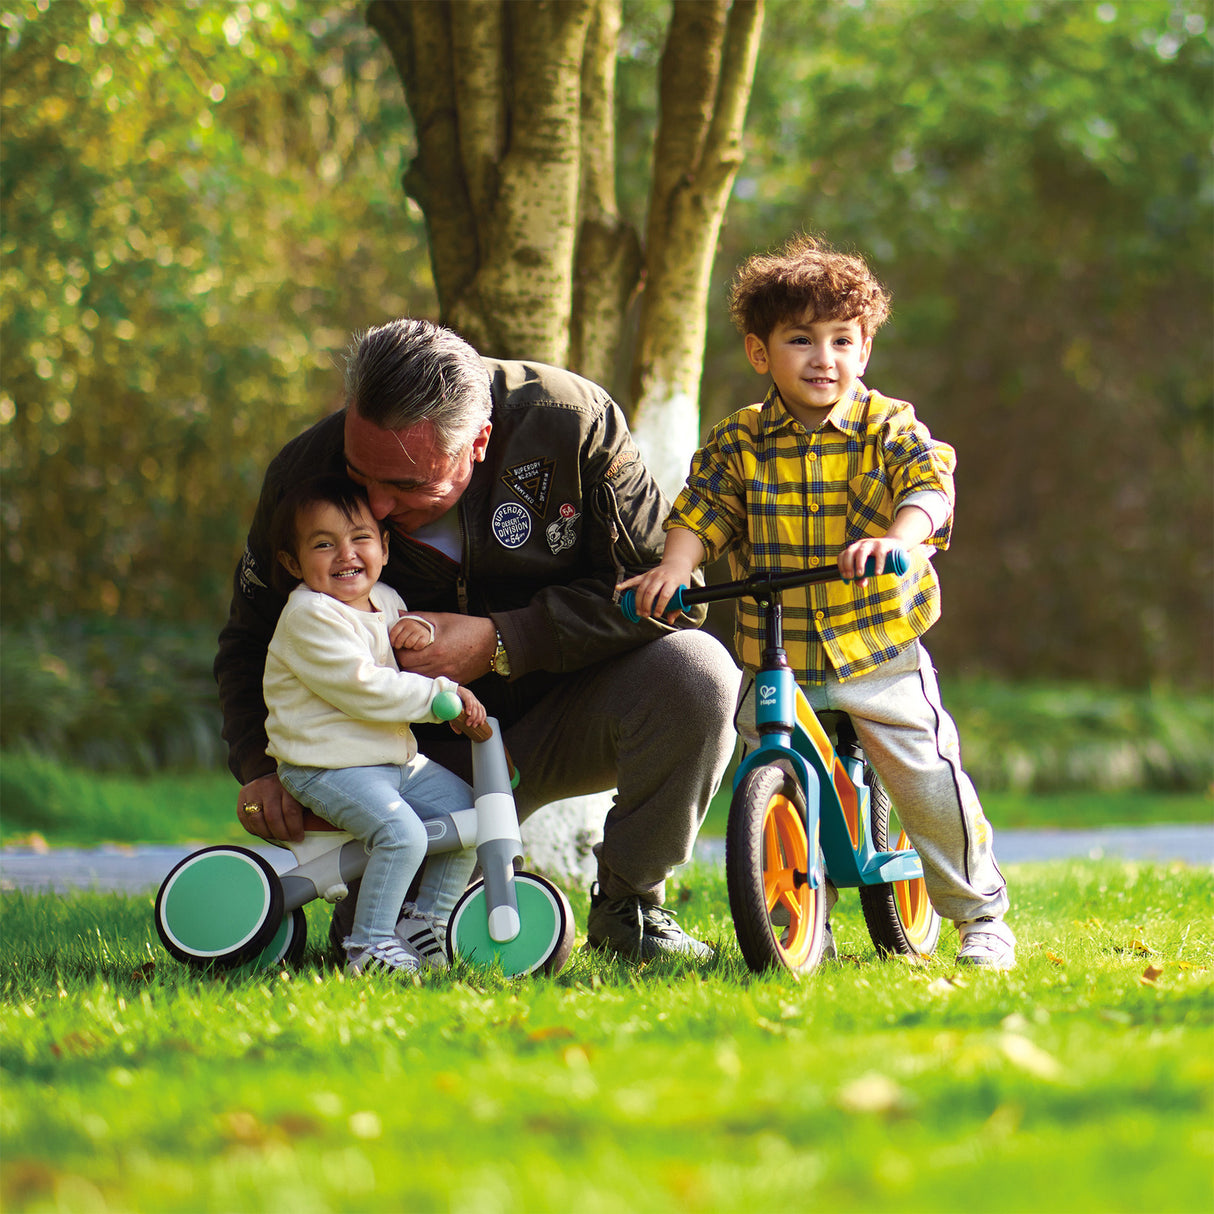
[{"xmin": 739, "ymin": 664, "xmax": 924, "ymax": 889}]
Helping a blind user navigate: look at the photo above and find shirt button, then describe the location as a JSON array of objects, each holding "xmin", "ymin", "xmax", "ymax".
[
  {"xmin": 809, "ymin": 503, "xmax": 820, "ymax": 513},
  {"xmin": 814, "ymin": 611, "xmax": 825, "ymax": 622},
  {"xmin": 807, "ymin": 452, "xmax": 818, "ymax": 461},
  {"xmin": 809, "ymin": 556, "xmax": 820, "ymax": 567}
]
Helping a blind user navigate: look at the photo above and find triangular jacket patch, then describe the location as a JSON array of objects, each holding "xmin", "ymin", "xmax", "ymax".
[{"xmin": 501, "ymin": 458, "xmax": 554, "ymax": 517}]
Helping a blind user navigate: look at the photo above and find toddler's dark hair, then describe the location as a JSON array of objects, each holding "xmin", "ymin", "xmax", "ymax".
[
  {"xmin": 728, "ymin": 234, "xmax": 891, "ymax": 340},
  {"xmin": 268, "ymin": 475, "xmax": 379, "ymax": 596}
]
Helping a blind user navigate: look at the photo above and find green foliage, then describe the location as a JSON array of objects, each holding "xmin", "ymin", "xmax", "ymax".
[
  {"xmin": 0, "ymin": 618, "xmax": 225, "ymax": 772},
  {"xmin": 706, "ymin": 0, "xmax": 1213, "ymax": 687},
  {"xmin": 1, "ymin": 0, "xmax": 1209, "ymax": 693},
  {"xmin": 1, "ymin": 862, "xmax": 1211, "ymax": 1213},
  {"xmin": 0, "ymin": 755, "xmax": 240, "ymax": 847},
  {"xmin": 0, "ymin": 0, "xmax": 432, "ymax": 627},
  {"xmin": 948, "ymin": 679, "xmax": 1214, "ymax": 794}
]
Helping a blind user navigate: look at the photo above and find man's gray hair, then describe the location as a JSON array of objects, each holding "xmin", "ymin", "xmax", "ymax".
[{"xmin": 344, "ymin": 319, "xmax": 493, "ymax": 457}]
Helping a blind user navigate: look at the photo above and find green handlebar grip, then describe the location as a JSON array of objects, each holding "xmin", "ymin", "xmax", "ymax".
[{"xmin": 432, "ymin": 689, "xmax": 463, "ymax": 721}]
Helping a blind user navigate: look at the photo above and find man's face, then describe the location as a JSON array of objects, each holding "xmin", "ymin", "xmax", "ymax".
[{"xmin": 343, "ymin": 409, "xmax": 491, "ymax": 533}]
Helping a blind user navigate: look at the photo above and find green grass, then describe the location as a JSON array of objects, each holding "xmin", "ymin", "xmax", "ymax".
[
  {"xmin": 3, "ymin": 752, "xmax": 1211, "ymax": 852},
  {"xmin": 2, "ymin": 861, "xmax": 1212, "ymax": 1214}
]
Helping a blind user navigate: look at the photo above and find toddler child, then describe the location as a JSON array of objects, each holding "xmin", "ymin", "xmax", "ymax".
[
  {"xmin": 264, "ymin": 475, "xmax": 481, "ymax": 977},
  {"xmin": 621, "ymin": 234, "xmax": 1014, "ymax": 968}
]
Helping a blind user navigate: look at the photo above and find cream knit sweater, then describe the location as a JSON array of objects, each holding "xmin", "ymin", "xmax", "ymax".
[{"xmin": 264, "ymin": 583, "xmax": 458, "ymax": 770}]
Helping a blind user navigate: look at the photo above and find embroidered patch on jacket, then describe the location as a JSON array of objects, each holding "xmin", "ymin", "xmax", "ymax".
[
  {"xmin": 545, "ymin": 502, "xmax": 580, "ymax": 554},
  {"xmin": 501, "ymin": 458, "xmax": 554, "ymax": 517},
  {"xmin": 239, "ymin": 546, "xmax": 267, "ymax": 599},
  {"xmin": 492, "ymin": 502, "xmax": 532, "ymax": 549},
  {"xmin": 604, "ymin": 451, "xmax": 637, "ymax": 482}
]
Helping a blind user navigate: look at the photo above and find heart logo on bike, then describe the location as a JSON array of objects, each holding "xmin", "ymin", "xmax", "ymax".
[{"xmin": 758, "ymin": 684, "xmax": 777, "ymax": 700}]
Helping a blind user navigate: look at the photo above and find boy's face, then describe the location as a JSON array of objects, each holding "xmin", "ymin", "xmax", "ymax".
[
  {"xmin": 278, "ymin": 499, "xmax": 388, "ymax": 612},
  {"xmin": 745, "ymin": 314, "xmax": 872, "ymax": 424}
]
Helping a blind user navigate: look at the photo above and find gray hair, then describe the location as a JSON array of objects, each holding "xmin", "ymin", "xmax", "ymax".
[{"xmin": 344, "ymin": 319, "xmax": 493, "ymax": 458}]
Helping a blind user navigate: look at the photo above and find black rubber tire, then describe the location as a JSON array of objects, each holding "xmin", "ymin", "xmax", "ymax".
[
  {"xmin": 858, "ymin": 767, "xmax": 942, "ymax": 958},
  {"xmin": 726, "ymin": 763, "xmax": 827, "ymax": 974}
]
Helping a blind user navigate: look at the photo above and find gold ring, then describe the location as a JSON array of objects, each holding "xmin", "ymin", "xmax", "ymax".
[{"xmin": 243, "ymin": 802, "xmax": 263, "ymax": 814}]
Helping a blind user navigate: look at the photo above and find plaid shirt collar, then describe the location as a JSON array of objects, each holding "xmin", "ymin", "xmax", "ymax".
[{"xmin": 759, "ymin": 381, "xmax": 871, "ymax": 439}]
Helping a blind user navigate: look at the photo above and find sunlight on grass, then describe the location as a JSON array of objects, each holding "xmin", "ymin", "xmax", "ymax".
[{"xmin": 1, "ymin": 861, "xmax": 1211, "ymax": 1213}]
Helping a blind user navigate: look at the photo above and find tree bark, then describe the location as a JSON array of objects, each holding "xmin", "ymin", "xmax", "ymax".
[
  {"xmin": 366, "ymin": 0, "xmax": 763, "ymax": 883},
  {"xmin": 629, "ymin": 0, "xmax": 764, "ymax": 494}
]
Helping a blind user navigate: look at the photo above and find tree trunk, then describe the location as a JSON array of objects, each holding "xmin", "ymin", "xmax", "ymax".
[
  {"xmin": 628, "ymin": 0, "xmax": 764, "ymax": 495},
  {"xmin": 367, "ymin": 0, "xmax": 763, "ymax": 884}
]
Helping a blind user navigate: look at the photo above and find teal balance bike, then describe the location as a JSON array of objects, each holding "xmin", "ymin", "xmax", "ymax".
[
  {"xmin": 622, "ymin": 548, "xmax": 942, "ymax": 974},
  {"xmin": 154, "ymin": 694, "xmax": 575, "ymax": 977}
]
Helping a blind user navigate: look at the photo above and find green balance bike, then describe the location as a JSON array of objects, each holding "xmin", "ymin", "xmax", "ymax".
[
  {"xmin": 154, "ymin": 694, "xmax": 575, "ymax": 977},
  {"xmin": 623, "ymin": 548, "xmax": 942, "ymax": 973}
]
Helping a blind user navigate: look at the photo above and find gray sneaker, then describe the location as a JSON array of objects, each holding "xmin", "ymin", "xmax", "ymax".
[
  {"xmin": 586, "ymin": 883, "xmax": 714, "ymax": 961},
  {"xmin": 956, "ymin": 917, "xmax": 1016, "ymax": 969}
]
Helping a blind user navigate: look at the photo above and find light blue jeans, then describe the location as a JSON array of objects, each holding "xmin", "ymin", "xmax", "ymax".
[{"xmin": 278, "ymin": 756, "xmax": 478, "ymax": 949}]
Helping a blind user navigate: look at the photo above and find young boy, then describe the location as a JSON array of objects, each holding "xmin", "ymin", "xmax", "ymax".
[{"xmin": 621, "ymin": 234, "xmax": 1014, "ymax": 968}]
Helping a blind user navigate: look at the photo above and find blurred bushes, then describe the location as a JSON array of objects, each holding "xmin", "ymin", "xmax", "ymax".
[
  {"xmin": 1, "ymin": 619, "xmax": 226, "ymax": 774},
  {"xmin": 946, "ymin": 680, "xmax": 1213, "ymax": 796},
  {"xmin": 1, "ymin": 620, "xmax": 1210, "ymax": 794}
]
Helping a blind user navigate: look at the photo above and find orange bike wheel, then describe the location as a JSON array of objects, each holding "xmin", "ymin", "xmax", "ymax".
[
  {"xmin": 858, "ymin": 768, "xmax": 942, "ymax": 958},
  {"xmin": 726, "ymin": 763, "xmax": 827, "ymax": 974}
]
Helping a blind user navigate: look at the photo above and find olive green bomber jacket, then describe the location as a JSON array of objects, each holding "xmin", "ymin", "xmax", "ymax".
[{"xmin": 214, "ymin": 357, "xmax": 706, "ymax": 785}]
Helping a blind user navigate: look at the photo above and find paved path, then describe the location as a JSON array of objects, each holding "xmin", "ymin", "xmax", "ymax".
[{"xmin": 1, "ymin": 824, "xmax": 1211, "ymax": 895}]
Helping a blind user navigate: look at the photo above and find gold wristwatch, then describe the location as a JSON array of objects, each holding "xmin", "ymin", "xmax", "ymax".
[{"xmin": 490, "ymin": 629, "xmax": 511, "ymax": 677}]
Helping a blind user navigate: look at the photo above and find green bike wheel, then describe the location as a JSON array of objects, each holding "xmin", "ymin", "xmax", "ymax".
[
  {"xmin": 726, "ymin": 763, "xmax": 827, "ymax": 974},
  {"xmin": 447, "ymin": 872, "xmax": 574, "ymax": 977},
  {"xmin": 247, "ymin": 906, "xmax": 308, "ymax": 970},
  {"xmin": 154, "ymin": 846, "xmax": 284, "ymax": 970},
  {"xmin": 858, "ymin": 767, "xmax": 942, "ymax": 959}
]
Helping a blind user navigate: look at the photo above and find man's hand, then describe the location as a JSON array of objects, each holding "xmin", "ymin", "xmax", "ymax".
[
  {"xmin": 394, "ymin": 612, "xmax": 497, "ymax": 683},
  {"xmin": 237, "ymin": 772, "xmax": 305, "ymax": 844}
]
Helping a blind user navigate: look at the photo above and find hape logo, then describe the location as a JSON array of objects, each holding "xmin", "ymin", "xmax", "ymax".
[{"xmin": 758, "ymin": 683, "xmax": 777, "ymax": 705}]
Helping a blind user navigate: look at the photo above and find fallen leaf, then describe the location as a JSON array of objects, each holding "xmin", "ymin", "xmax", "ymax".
[
  {"xmin": 1000, "ymin": 1033, "xmax": 1063, "ymax": 1081},
  {"xmin": 1045, "ymin": 952, "xmax": 1066, "ymax": 966},
  {"xmin": 527, "ymin": 1025, "xmax": 575, "ymax": 1043},
  {"xmin": 838, "ymin": 1072, "xmax": 908, "ymax": 1114},
  {"xmin": 928, "ymin": 975, "xmax": 967, "ymax": 993},
  {"xmin": 1140, "ymin": 964, "xmax": 1164, "ymax": 985}
]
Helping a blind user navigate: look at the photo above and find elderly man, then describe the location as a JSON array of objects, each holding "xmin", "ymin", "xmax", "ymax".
[{"xmin": 215, "ymin": 318, "xmax": 740, "ymax": 962}]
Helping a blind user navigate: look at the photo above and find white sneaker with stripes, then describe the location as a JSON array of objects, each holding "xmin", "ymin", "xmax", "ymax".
[{"xmin": 394, "ymin": 904, "xmax": 450, "ymax": 971}]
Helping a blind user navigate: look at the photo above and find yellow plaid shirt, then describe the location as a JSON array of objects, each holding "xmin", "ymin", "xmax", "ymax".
[{"xmin": 667, "ymin": 383, "xmax": 956, "ymax": 682}]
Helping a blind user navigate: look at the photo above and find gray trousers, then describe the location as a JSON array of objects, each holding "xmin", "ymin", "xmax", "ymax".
[
  {"xmin": 737, "ymin": 640, "xmax": 1008, "ymax": 925},
  {"xmin": 424, "ymin": 629, "xmax": 741, "ymax": 905}
]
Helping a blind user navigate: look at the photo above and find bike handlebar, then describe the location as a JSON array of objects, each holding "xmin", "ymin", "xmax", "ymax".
[
  {"xmin": 619, "ymin": 547, "xmax": 910, "ymax": 623},
  {"xmin": 432, "ymin": 689, "xmax": 493, "ymax": 743}
]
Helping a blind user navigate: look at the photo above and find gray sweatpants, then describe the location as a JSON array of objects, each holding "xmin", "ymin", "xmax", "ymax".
[
  {"xmin": 736, "ymin": 640, "xmax": 1008, "ymax": 925},
  {"xmin": 423, "ymin": 629, "xmax": 741, "ymax": 906}
]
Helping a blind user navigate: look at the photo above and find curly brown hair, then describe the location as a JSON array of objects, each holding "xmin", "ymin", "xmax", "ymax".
[{"xmin": 727, "ymin": 234, "xmax": 891, "ymax": 340}]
